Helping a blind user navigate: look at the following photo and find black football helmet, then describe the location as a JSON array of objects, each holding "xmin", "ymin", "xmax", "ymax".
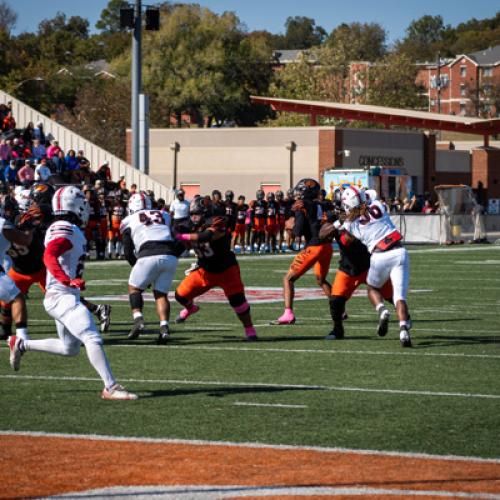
[
  {"xmin": 294, "ymin": 178, "xmax": 320, "ymax": 200},
  {"xmin": 190, "ymin": 195, "xmax": 212, "ymax": 217},
  {"xmin": 275, "ymin": 190, "xmax": 284, "ymax": 201},
  {"xmin": 256, "ymin": 189, "xmax": 265, "ymax": 200},
  {"xmin": 211, "ymin": 189, "xmax": 222, "ymax": 200},
  {"xmin": 30, "ymin": 182, "xmax": 55, "ymax": 206},
  {"xmin": 266, "ymin": 191, "xmax": 275, "ymax": 201},
  {"xmin": 225, "ymin": 190, "xmax": 234, "ymax": 202}
]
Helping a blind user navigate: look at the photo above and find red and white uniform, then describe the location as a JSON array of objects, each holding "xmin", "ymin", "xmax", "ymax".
[
  {"xmin": 343, "ymin": 200, "xmax": 409, "ymax": 303},
  {"xmin": 44, "ymin": 221, "xmax": 86, "ymax": 295}
]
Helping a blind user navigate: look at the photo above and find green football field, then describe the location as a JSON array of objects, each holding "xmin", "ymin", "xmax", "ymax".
[{"xmin": 1, "ymin": 245, "xmax": 499, "ymax": 459}]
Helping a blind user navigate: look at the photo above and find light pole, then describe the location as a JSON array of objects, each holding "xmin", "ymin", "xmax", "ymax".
[
  {"xmin": 170, "ymin": 142, "xmax": 180, "ymax": 190},
  {"xmin": 286, "ymin": 141, "xmax": 296, "ymax": 190}
]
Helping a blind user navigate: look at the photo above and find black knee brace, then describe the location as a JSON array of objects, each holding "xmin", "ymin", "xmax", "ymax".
[
  {"xmin": 129, "ymin": 292, "xmax": 144, "ymax": 311},
  {"xmin": 329, "ymin": 295, "xmax": 346, "ymax": 322},
  {"xmin": 175, "ymin": 291, "xmax": 191, "ymax": 307}
]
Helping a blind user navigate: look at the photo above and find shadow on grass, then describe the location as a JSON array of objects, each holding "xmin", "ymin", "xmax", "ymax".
[
  {"xmin": 414, "ymin": 335, "xmax": 499, "ymax": 348},
  {"xmin": 140, "ymin": 384, "xmax": 323, "ymax": 400}
]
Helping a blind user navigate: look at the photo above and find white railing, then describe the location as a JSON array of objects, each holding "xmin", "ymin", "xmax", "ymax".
[{"xmin": 0, "ymin": 90, "xmax": 173, "ymax": 202}]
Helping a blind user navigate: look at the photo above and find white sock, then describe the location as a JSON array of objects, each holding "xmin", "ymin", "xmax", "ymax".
[
  {"xmin": 24, "ymin": 338, "xmax": 77, "ymax": 355},
  {"xmin": 84, "ymin": 341, "xmax": 115, "ymax": 389},
  {"xmin": 375, "ymin": 303, "xmax": 385, "ymax": 312},
  {"xmin": 160, "ymin": 320, "xmax": 168, "ymax": 327},
  {"xmin": 133, "ymin": 311, "xmax": 143, "ymax": 320},
  {"xmin": 400, "ymin": 321, "xmax": 407, "ymax": 328},
  {"xmin": 15, "ymin": 327, "xmax": 29, "ymax": 340}
]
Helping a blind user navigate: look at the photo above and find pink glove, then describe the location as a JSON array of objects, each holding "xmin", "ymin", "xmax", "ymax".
[
  {"xmin": 175, "ymin": 233, "xmax": 191, "ymax": 241},
  {"xmin": 69, "ymin": 278, "xmax": 86, "ymax": 291}
]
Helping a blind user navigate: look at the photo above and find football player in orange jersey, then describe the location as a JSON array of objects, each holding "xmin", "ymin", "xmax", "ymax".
[
  {"xmin": 174, "ymin": 196, "xmax": 257, "ymax": 340},
  {"xmin": 108, "ymin": 195, "xmax": 126, "ymax": 259}
]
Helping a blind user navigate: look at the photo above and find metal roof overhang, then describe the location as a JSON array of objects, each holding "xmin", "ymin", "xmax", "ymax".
[{"xmin": 250, "ymin": 96, "xmax": 500, "ymax": 137}]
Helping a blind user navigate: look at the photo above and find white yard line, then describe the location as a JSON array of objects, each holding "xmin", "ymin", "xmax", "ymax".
[
  {"xmin": 1, "ymin": 374, "xmax": 498, "ymax": 399},
  {"xmin": 233, "ymin": 402, "xmax": 307, "ymax": 409}
]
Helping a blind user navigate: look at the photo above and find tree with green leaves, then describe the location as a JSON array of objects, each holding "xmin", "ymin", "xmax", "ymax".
[
  {"xmin": 327, "ymin": 22, "xmax": 387, "ymax": 63},
  {"xmin": 112, "ymin": 3, "xmax": 274, "ymax": 127},
  {"xmin": 96, "ymin": 0, "xmax": 130, "ymax": 33},
  {"xmin": 367, "ymin": 52, "xmax": 426, "ymax": 110},
  {"xmin": 0, "ymin": 1, "xmax": 17, "ymax": 34},
  {"xmin": 281, "ymin": 16, "xmax": 327, "ymax": 49}
]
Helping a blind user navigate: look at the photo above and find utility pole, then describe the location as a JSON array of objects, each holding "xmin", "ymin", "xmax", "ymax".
[
  {"xmin": 131, "ymin": 0, "xmax": 142, "ymax": 172},
  {"xmin": 436, "ymin": 52, "xmax": 441, "ymax": 115}
]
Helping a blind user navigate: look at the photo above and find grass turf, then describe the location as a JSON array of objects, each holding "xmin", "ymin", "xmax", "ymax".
[{"xmin": 0, "ymin": 244, "xmax": 499, "ymax": 458}]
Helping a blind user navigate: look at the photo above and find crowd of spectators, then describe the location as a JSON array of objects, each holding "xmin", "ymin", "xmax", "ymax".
[{"xmin": 380, "ymin": 195, "xmax": 440, "ymax": 214}]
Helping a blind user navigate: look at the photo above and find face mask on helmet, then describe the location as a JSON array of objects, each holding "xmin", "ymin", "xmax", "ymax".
[
  {"xmin": 294, "ymin": 178, "xmax": 320, "ymax": 200},
  {"xmin": 256, "ymin": 190, "xmax": 265, "ymax": 200},
  {"xmin": 341, "ymin": 187, "xmax": 366, "ymax": 213},
  {"xmin": 128, "ymin": 192, "xmax": 152, "ymax": 214},
  {"xmin": 266, "ymin": 192, "xmax": 275, "ymax": 201},
  {"xmin": 30, "ymin": 182, "xmax": 55, "ymax": 206},
  {"xmin": 52, "ymin": 186, "xmax": 89, "ymax": 226},
  {"xmin": 225, "ymin": 190, "xmax": 234, "ymax": 201},
  {"xmin": 189, "ymin": 195, "xmax": 212, "ymax": 226},
  {"xmin": 275, "ymin": 190, "xmax": 284, "ymax": 200}
]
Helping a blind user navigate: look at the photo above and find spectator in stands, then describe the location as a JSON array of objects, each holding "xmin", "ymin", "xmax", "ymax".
[
  {"xmin": 33, "ymin": 121, "xmax": 45, "ymax": 143},
  {"xmin": 96, "ymin": 161, "xmax": 111, "ymax": 182},
  {"xmin": 77, "ymin": 150, "xmax": 90, "ymax": 169},
  {"xmin": 22, "ymin": 121, "xmax": 35, "ymax": 145},
  {"xmin": 421, "ymin": 200, "xmax": 435, "ymax": 214},
  {"xmin": 78, "ymin": 159, "xmax": 95, "ymax": 185},
  {"xmin": 32, "ymin": 139, "xmax": 46, "ymax": 161},
  {"xmin": 129, "ymin": 183, "xmax": 137, "ymax": 196},
  {"xmin": 65, "ymin": 149, "xmax": 80, "ymax": 171},
  {"xmin": 4, "ymin": 160, "xmax": 18, "ymax": 185},
  {"xmin": 10, "ymin": 138, "xmax": 22, "ymax": 162},
  {"xmin": 0, "ymin": 139, "xmax": 11, "ymax": 168},
  {"xmin": 118, "ymin": 178, "xmax": 129, "ymax": 201},
  {"xmin": 2, "ymin": 111, "xmax": 16, "ymax": 131},
  {"xmin": 18, "ymin": 159, "xmax": 35, "ymax": 185},
  {"xmin": 35, "ymin": 158, "xmax": 52, "ymax": 182},
  {"xmin": 94, "ymin": 179, "xmax": 106, "ymax": 195},
  {"xmin": 52, "ymin": 149, "xmax": 67, "ymax": 176},
  {"xmin": 46, "ymin": 140, "xmax": 61, "ymax": 159},
  {"xmin": 402, "ymin": 196, "xmax": 417, "ymax": 212}
]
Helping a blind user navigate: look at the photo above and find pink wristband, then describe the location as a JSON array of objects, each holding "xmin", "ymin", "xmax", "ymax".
[{"xmin": 176, "ymin": 233, "xmax": 191, "ymax": 241}]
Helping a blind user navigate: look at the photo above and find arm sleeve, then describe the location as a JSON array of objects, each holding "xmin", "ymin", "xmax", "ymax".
[
  {"xmin": 43, "ymin": 238, "xmax": 73, "ymax": 286},
  {"xmin": 122, "ymin": 228, "xmax": 137, "ymax": 266}
]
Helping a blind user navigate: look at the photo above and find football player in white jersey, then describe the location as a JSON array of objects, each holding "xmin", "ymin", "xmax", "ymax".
[
  {"xmin": 120, "ymin": 192, "xmax": 181, "ymax": 344},
  {"xmin": 0, "ymin": 205, "xmax": 33, "ymax": 341},
  {"xmin": 340, "ymin": 187, "xmax": 412, "ymax": 347},
  {"xmin": 8, "ymin": 186, "xmax": 138, "ymax": 400}
]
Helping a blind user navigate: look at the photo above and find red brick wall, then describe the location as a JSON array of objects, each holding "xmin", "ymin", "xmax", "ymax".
[
  {"xmin": 318, "ymin": 129, "xmax": 342, "ymax": 187},
  {"xmin": 471, "ymin": 148, "xmax": 500, "ymax": 202},
  {"xmin": 434, "ymin": 172, "xmax": 471, "ymax": 186}
]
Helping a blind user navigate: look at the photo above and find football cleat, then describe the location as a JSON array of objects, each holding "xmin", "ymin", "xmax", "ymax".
[
  {"xmin": 244, "ymin": 326, "xmax": 258, "ymax": 341},
  {"xmin": 101, "ymin": 383, "xmax": 138, "ymax": 400},
  {"xmin": 158, "ymin": 324, "xmax": 170, "ymax": 345},
  {"xmin": 96, "ymin": 304, "xmax": 112, "ymax": 333},
  {"xmin": 273, "ymin": 311, "xmax": 296, "ymax": 325},
  {"xmin": 400, "ymin": 328, "xmax": 412, "ymax": 348},
  {"xmin": 8, "ymin": 336, "xmax": 23, "ymax": 371},
  {"xmin": 325, "ymin": 324, "xmax": 345, "ymax": 340},
  {"xmin": 128, "ymin": 316, "xmax": 145, "ymax": 340},
  {"xmin": 175, "ymin": 304, "xmax": 200, "ymax": 324},
  {"xmin": 376, "ymin": 307, "xmax": 390, "ymax": 337}
]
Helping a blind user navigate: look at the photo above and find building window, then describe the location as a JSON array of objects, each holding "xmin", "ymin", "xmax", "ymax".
[
  {"xmin": 460, "ymin": 84, "xmax": 467, "ymax": 96},
  {"xmin": 459, "ymin": 103, "xmax": 466, "ymax": 116},
  {"xmin": 261, "ymin": 183, "xmax": 281, "ymax": 195},
  {"xmin": 460, "ymin": 66, "xmax": 467, "ymax": 77},
  {"xmin": 483, "ymin": 67, "xmax": 493, "ymax": 77}
]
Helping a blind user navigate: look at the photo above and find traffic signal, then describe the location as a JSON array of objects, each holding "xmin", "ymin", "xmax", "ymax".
[
  {"xmin": 120, "ymin": 7, "xmax": 135, "ymax": 29},
  {"xmin": 145, "ymin": 7, "xmax": 160, "ymax": 30}
]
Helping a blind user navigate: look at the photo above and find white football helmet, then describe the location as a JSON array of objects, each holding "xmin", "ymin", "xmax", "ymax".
[
  {"xmin": 364, "ymin": 189, "xmax": 378, "ymax": 205},
  {"xmin": 52, "ymin": 186, "xmax": 89, "ymax": 225},
  {"xmin": 128, "ymin": 192, "xmax": 152, "ymax": 214},
  {"xmin": 15, "ymin": 189, "xmax": 32, "ymax": 213},
  {"xmin": 341, "ymin": 186, "xmax": 366, "ymax": 213}
]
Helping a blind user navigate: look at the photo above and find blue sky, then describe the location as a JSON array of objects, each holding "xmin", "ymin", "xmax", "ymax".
[{"xmin": 8, "ymin": 0, "xmax": 499, "ymax": 44}]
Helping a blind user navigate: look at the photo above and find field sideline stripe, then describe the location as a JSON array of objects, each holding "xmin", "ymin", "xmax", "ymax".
[
  {"xmin": 233, "ymin": 402, "xmax": 308, "ymax": 409},
  {"xmin": 1, "ymin": 430, "xmax": 499, "ymax": 463},
  {"xmin": 103, "ymin": 344, "xmax": 500, "ymax": 360},
  {"xmin": 1, "ymin": 374, "xmax": 499, "ymax": 400}
]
